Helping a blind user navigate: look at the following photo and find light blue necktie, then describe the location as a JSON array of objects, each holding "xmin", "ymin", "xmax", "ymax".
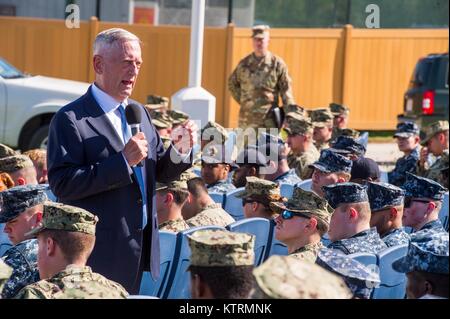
[{"xmin": 118, "ymin": 104, "xmax": 148, "ymax": 228}]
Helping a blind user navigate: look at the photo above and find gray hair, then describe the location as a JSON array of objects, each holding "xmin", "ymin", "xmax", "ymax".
[{"xmin": 93, "ymin": 28, "xmax": 141, "ymax": 55}]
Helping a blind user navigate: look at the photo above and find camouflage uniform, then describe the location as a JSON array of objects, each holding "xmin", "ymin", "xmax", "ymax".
[
  {"xmin": 285, "ymin": 115, "xmax": 320, "ymax": 179},
  {"xmin": 332, "ymin": 128, "xmax": 360, "ymax": 142},
  {"xmin": 393, "ymin": 231, "xmax": 448, "ymax": 275},
  {"xmin": 367, "ymin": 181, "xmax": 410, "ymax": 247},
  {"xmin": 308, "ymin": 149, "xmax": 353, "ymax": 178},
  {"xmin": 273, "ymin": 169, "xmax": 302, "ymax": 185},
  {"xmin": 0, "ymin": 154, "xmax": 34, "ymax": 174},
  {"xmin": 403, "ymin": 172, "xmax": 448, "ymax": 236},
  {"xmin": 0, "ymin": 185, "xmax": 47, "ymax": 299},
  {"xmin": 15, "ymin": 202, "xmax": 128, "ymax": 299},
  {"xmin": 329, "ymin": 103, "xmax": 351, "ymax": 142},
  {"xmin": 251, "ymin": 255, "xmax": 352, "ymax": 299},
  {"xmin": 311, "ymin": 108, "xmax": 334, "ymax": 151},
  {"xmin": 316, "ymin": 248, "xmax": 381, "ymax": 299},
  {"xmin": 169, "ymin": 109, "xmax": 189, "ymax": 127},
  {"xmin": 416, "ymin": 121, "xmax": 449, "ymax": 188},
  {"xmin": 187, "ymin": 203, "xmax": 235, "ymax": 228},
  {"xmin": 206, "ymin": 180, "xmax": 236, "ymax": 194},
  {"xmin": 0, "ymin": 259, "xmax": 12, "ymax": 295},
  {"xmin": 329, "ymin": 135, "xmax": 366, "ymax": 158},
  {"xmin": 202, "ymin": 144, "xmax": 236, "ymax": 193},
  {"xmin": 228, "ymin": 26, "xmax": 295, "ymax": 130},
  {"xmin": 323, "ymin": 183, "xmax": 387, "ymax": 254},
  {"xmin": 160, "ymin": 136, "xmax": 172, "ymax": 151},
  {"xmin": 201, "ymin": 121, "xmax": 229, "ymax": 146},
  {"xmin": 0, "ymin": 143, "xmax": 16, "ymax": 159},
  {"xmin": 158, "ymin": 218, "xmax": 190, "ymax": 233},
  {"xmin": 271, "ymin": 187, "xmax": 333, "ymax": 262}
]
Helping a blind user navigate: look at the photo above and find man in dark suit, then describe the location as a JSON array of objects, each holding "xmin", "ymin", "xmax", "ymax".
[{"xmin": 47, "ymin": 28, "xmax": 196, "ymax": 294}]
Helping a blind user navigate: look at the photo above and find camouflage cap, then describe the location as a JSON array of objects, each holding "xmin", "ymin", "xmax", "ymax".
[
  {"xmin": 146, "ymin": 94, "xmax": 169, "ymax": 107},
  {"xmin": 403, "ymin": 172, "xmax": 447, "ymax": 201},
  {"xmin": 393, "ymin": 231, "xmax": 449, "ymax": 274},
  {"xmin": 235, "ymin": 177, "xmax": 282, "ymax": 204},
  {"xmin": 155, "ymin": 179, "xmax": 188, "ymax": 192},
  {"xmin": 151, "ymin": 112, "xmax": 172, "ymax": 129},
  {"xmin": 309, "ymin": 149, "xmax": 353, "ymax": 174},
  {"xmin": 202, "ymin": 144, "xmax": 233, "ymax": 166},
  {"xmin": 310, "ymin": 108, "xmax": 334, "ymax": 127},
  {"xmin": 0, "ymin": 259, "xmax": 12, "ymax": 293},
  {"xmin": 323, "ymin": 182, "xmax": 369, "ymax": 209},
  {"xmin": 316, "ymin": 248, "xmax": 380, "ymax": 299},
  {"xmin": 26, "ymin": 202, "xmax": 99, "ymax": 237},
  {"xmin": 0, "ymin": 143, "xmax": 16, "ymax": 159},
  {"xmin": 367, "ymin": 182, "xmax": 405, "ymax": 212},
  {"xmin": 285, "ymin": 114, "xmax": 313, "ymax": 135},
  {"xmin": 394, "ymin": 122, "xmax": 420, "ymax": 138},
  {"xmin": 0, "ymin": 155, "xmax": 34, "ymax": 173},
  {"xmin": 234, "ymin": 146, "xmax": 267, "ymax": 168},
  {"xmin": 270, "ymin": 187, "xmax": 333, "ymax": 226},
  {"xmin": 329, "ymin": 103, "xmax": 350, "ymax": 116},
  {"xmin": 201, "ymin": 121, "xmax": 229, "ymax": 144},
  {"xmin": 284, "ymin": 104, "xmax": 305, "ymax": 117},
  {"xmin": 251, "ymin": 255, "xmax": 352, "ymax": 299},
  {"xmin": 161, "ymin": 136, "xmax": 172, "ymax": 150},
  {"xmin": 420, "ymin": 120, "xmax": 449, "ymax": 146},
  {"xmin": 0, "ymin": 184, "xmax": 48, "ymax": 223},
  {"xmin": 340, "ymin": 128, "xmax": 360, "ymax": 139},
  {"xmin": 330, "ymin": 136, "xmax": 366, "ymax": 157},
  {"xmin": 188, "ymin": 229, "xmax": 255, "ymax": 267},
  {"xmin": 169, "ymin": 109, "xmax": 189, "ymax": 125},
  {"xmin": 251, "ymin": 25, "xmax": 270, "ymax": 39}
]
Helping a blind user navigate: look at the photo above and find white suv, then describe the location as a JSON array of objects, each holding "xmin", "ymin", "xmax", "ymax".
[{"xmin": 0, "ymin": 58, "xmax": 90, "ymax": 151}]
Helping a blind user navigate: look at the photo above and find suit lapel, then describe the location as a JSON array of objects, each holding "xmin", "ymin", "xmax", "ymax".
[{"xmin": 83, "ymin": 86, "xmax": 124, "ymax": 153}]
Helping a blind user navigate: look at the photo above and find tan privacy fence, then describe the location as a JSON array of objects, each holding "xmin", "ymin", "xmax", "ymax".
[{"xmin": 0, "ymin": 16, "xmax": 448, "ymax": 129}]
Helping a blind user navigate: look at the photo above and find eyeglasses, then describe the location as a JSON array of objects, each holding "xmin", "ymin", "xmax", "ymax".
[
  {"xmin": 404, "ymin": 197, "xmax": 430, "ymax": 208},
  {"xmin": 281, "ymin": 210, "xmax": 310, "ymax": 220}
]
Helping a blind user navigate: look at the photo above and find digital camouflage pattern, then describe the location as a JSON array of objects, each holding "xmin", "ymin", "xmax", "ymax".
[
  {"xmin": 327, "ymin": 227, "xmax": 387, "ymax": 255},
  {"xmin": 388, "ymin": 146, "xmax": 420, "ymax": 186},
  {"xmin": 316, "ymin": 248, "xmax": 381, "ymax": 299},
  {"xmin": 420, "ymin": 120, "xmax": 449, "ymax": 146},
  {"xmin": 169, "ymin": 109, "xmax": 189, "ymax": 126},
  {"xmin": 271, "ymin": 186, "xmax": 333, "ymax": 226},
  {"xmin": 394, "ymin": 122, "xmax": 420, "ymax": 138},
  {"xmin": 0, "ymin": 184, "xmax": 48, "ymax": 223},
  {"xmin": 416, "ymin": 149, "xmax": 449, "ymax": 189},
  {"xmin": 146, "ymin": 94, "xmax": 169, "ymax": 108},
  {"xmin": 186, "ymin": 203, "xmax": 235, "ymax": 228},
  {"xmin": 393, "ymin": 231, "xmax": 448, "ymax": 274},
  {"xmin": 414, "ymin": 219, "xmax": 446, "ymax": 236},
  {"xmin": 289, "ymin": 241, "xmax": 324, "ymax": 263},
  {"xmin": 14, "ymin": 265, "xmax": 128, "ymax": 299},
  {"xmin": 228, "ymin": 51, "xmax": 295, "ymax": 129},
  {"xmin": 367, "ymin": 181, "xmax": 405, "ymax": 212},
  {"xmin": 151, "ymin": 111, "xmax": 172, "ymax": 130},
  {"xmin": 287, "ymin": 145, "xmax": 320, "ymax": 180},
  {"xmin": 201, "ymin": 121, "xmax": 229, "ymax": 144},
  {"xmin": 0, "ymin": 155, "xmax": 34, "ymax": 173},
  {"xmin": 309, "ymin": 149, "xmax": 353, "ymax": 174},
  {"xmin": 329, "ymin": 136, "xmax": 366, "ymax": 157},
  {"xmin": 158, "ymin": 218, "xmax": 190, "ymax": 233},
  {"xmin": 206, "ymin": 180, "xmax": 236, "ymax": 194},
  {"xmin": 382, "ymin": 228, "xmax": 410, "ymax": 247},
  {"xmin": 285, "ymin": 114, "xmax": 313, "ymax": 136},
  {"xmin": 26, "ymin": 202, "xmax": 99, "ymax": 237},
  {"xmin": 1, "ymin": 239, "xmax": 39, "ymax": 299},
  {"xmin": 329, "ymin": 103, "xmax": 350, "ymax": 117},
  {"xmin": 323, "ymin": 182, "xmax": 369, "ymax": 209},
  {"xmin": 0, "ymin": 143, "xmax": 15, "ymax": 159},
  {"xmin": 284, "ymin": 104, "xmax": 306, "ymax": 118},
  {"xmin": 188, "ymin": 229, "xmax": 255, "ymax": 267},
  {"xmin": 273, "ymin": 169, "xmax": 302, "ymax": 185},
  {"xmin": 251, "ymin": 255, "xmax": 352, "ymax": 299},
  {"xmin": 161, "ymin": 136, "xmax": 172, "ymax": 150},
  {"xmin": 311, "ymin": 108, "xmax": 334, "ymax": 128},
  {"xmin": 155, "ymin": 179, "xmax": 188, "ymax": 192},
  {"xmin": 402, "ymin": 172, "xmax": 447, "ymax": 201},
  {"xmin": 332, "ymin": 128, "xmax": 360, "ymax": 142},
  {"xmin": 0, "ymin": 259, "xmax": 12, "ymax": 295},
  {"xmin": 235, "ymin": 176, "xmax": 282, "ymax": 203}
]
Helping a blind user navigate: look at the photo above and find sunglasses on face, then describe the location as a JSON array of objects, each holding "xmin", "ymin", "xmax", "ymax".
[
  {"xmin": 281, "ymin": 210, "xmax": 310, "ymax": 220},
  {"xmin": 404, "ymin": 197, "xmax": 430, "ymax": 208}
]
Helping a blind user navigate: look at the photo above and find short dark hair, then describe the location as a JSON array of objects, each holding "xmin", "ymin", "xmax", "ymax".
[
  {"xmin": 189, "ymin": 265, "xmax": 255, "ymax": 299},
  {"xmin": 158, "ymin": 188, "xmax": 189, "ymax": 205},
  {"xmin": 40, "ymin": 229, "xmax": 95, "ymax": 264},
  {"xmin": 316, "ymin": 218, "xmax": 329, "ymax": 237},
  {"xmin": 412, "ymin": 271, "xmax": 449, "ymax": 298},
  {"xmin": 187, "ymin": 177, "xmax": 208, "ymax": 197}
]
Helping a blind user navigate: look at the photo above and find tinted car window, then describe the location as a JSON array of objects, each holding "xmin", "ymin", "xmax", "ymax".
[
  {"xmin": 409, "ymin": 59, "xmax": 432, "ymax": 88},
  {"xmin": 0, "ymin": 58, "xmax": 24, "ymax": 79}
]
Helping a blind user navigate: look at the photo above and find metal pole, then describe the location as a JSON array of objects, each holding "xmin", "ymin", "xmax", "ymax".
[
  {"xmin": 227, "ymin": 0, "xmax": 233, "ymax": 24},
  {"xmin": 188, "ymin": 0, "xmax": 206, "ymax": 87},
  {"xmin": 345, "ymin": 0, "xmax": 351, "ymax": 25},
  {"xmin": 96, "ymin": 0, "xmax": 101, "ymax": 20}
]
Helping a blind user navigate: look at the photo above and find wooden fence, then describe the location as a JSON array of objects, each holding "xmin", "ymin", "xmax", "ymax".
[{"xmin": 0, "ymin": 16, "xmax": 448, "ymax": 129}]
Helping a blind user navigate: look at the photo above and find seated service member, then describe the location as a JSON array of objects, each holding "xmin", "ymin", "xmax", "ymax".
[
  {"xmin": 367, "ymin": 182, "xmax": 410, "ymax": 247},
  {"xmin": 0, "ymin": 155, "xmax": 38, "ymax": 185},
  {"xmin": 311, "ymin": 108, "xmax": 334, "ymax": 151},
  {"xmin": 188, "ymin": 229, "xmax": 255, "ymax": 299},
  {"xmin": 329, "ymin": 103, "xmax": 351, "ymax": 141},
  {"xmin": 402, "ymin": 172, "xmax": 448, "ymax": 236},
  {"xmin": 271, "ymin": 187, "xmax": 331, "ymax": 262},
  {"xmin": 201, "ymin": 145, "xmax": 236, "ymax": 194},
  {"xmin": 0, "ymin": 185, "xmax": 47, "ymax": 298},
  {"xmin": 324, "ymin": 182, "xmax": 387, "ymax": 254},
  {"xmin": 156, "ymin": 179, "xmax": 190, "ymax": 233},
  {"xmin": 15, "ymin": 202, "xmax": 128, "ymax": 299}
]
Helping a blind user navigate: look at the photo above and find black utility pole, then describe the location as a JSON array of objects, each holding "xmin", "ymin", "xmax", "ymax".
[
  {"xmin": 227, "ymin": 0, "xmax": 233, "ymax": 24},
  {"xmin": 96, "ymin": 0, "xmax": 101, "ymax": 20},
  {"xmin": 345, "ymin": 0, "xmax": 352, "ymax": 24}
]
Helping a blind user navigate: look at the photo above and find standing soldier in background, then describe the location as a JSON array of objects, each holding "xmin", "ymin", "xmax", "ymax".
[
  {"xmin": 228, "ymin": 25, "xmax": 295, "ymax": 130},
  {"xmin": 388, "ymin": 122, "xmax": 421, "ymax": 187},
  {"xmin": 416, "ymin": 121, "xmax": 449, "ymax": 188},
  {"xmin": 311, "ymin": 108, "xmax": 334, "ymax": 151},
  {"xmin": 329, "ymin": 103, "xmax": 350, "ymax": 141}
]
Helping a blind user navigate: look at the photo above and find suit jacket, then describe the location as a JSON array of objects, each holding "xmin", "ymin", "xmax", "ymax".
[{"xmin": 47, "ymin": 86, "xmax": 191, "ymax": 293}]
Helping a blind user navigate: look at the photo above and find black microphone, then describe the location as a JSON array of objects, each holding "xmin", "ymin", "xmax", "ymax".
[{"xmin": 125, "ymin": 103, "xmax": 144, "ymax": 167}]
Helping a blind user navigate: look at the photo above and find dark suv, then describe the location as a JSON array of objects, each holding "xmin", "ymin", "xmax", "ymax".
[{"xmin": 399, "ymin": 53, "xmax": 449, "ymax": 128}]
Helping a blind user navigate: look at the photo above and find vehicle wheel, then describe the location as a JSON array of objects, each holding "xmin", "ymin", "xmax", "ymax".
[{"xmin": 26, "ymin": 125, "xmax": 50, "ymax": 150}]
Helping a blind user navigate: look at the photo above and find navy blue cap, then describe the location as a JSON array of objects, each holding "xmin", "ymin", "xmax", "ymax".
[
  {"xmin": 367, "ymin": 182, "xmax": 405, "ymax": 212},
  {"xmin": 403, "ymin": 172, "xmax": 447, "ymax": 201},
  {"xmin": 309, "ymin": 149, "xmax": 353, "ymax": 174},
  {"xmin": 323, "ymin": 182, "xmax": 369, "ymax": 209}
]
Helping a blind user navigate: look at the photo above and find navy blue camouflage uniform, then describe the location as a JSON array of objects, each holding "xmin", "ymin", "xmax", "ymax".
[
  {"xmin": 388, "ymin": 146, "xmax": 420, "ymax": 187},
  {"xmin": 382, "ymin": 228, "xmax": 410, "ymax": 247},
  {"xmin": 207, "ymin": 180, "xmax": 236, "ymax": 194},
  {"xmin": 273, "ymin": 169, "xmax": 301, "ymax": 185}
]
